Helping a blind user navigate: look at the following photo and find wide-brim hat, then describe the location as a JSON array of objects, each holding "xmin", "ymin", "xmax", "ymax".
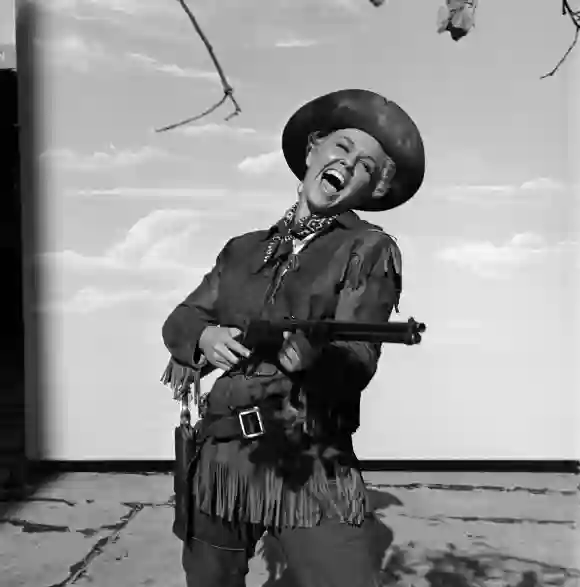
[{"xmin": 281, "ymin": 89, "xmax": 425, "ymax": 211}]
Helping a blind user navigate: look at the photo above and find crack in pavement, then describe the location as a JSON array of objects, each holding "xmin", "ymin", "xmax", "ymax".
[
  {"xmin": 397, "ymin": 513, "xmax": 577, "ymax": 527},
  {"xmin": 0, "ymin": 500, "xmax": 176, "ymax": 536},
  {"xmin": 37, "ymin": 496, "xmax": 176, "ymax": 586},
  {"xmin": 367, "ymin": 483, "xmax": 578, "ymax": 497},
  {"xmin": 45, "ymin": 502, "xmax": 145, "ymax": 587},
  {"xmin": 2, "ymin": 518, "xmax": 71, "ymax": 533},
  {"xmin": 0, "ymin": 496, "xmax": 78, "ymax": 507},
  {"xmin": 490, "ymin": 553, "xmax": 580, "ymax": 576}
]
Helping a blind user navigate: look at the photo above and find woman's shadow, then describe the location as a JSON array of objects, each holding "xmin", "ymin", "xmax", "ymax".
[{"xmin": 256, "ymin": 488, "xmax": 402, "ymax": 586}]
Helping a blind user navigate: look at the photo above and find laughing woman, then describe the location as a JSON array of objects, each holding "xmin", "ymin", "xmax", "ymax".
[{"xmin": 162, "ymin": 89, "xmax": 425, "ymax": 587}]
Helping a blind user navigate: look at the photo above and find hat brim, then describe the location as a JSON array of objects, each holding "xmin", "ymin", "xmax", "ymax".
[{"xmin": 281, "ymin": 89, "xmax": 425, "ymax": 212}]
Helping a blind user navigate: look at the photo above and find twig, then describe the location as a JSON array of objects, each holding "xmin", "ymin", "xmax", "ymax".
[
  {"xmin": 541, "ymin": 26, "xmax": 579, "ymax": 79},
  {"xmin": 156, "ymin": 94, "xmax": 229, "ymax": 133},
  {"xmin": 155, "ymin": 0, "xmax": 241, "ymax": 133},
  {"xmin": 541, "ymin": 0, "xmax": 580, "ymax": 79}
]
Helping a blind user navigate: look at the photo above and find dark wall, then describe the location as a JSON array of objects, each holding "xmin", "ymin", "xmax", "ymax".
[{"xmin": 0, "ymin": 66, "xmax": 26, "ymax": 487}]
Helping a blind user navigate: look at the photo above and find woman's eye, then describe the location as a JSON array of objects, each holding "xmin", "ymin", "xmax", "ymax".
[{"xmin": 336, "ymin": 143, "xmax": 348, "ymax": 151}]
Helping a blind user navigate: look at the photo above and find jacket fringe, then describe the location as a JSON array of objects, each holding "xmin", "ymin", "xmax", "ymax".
[
  {"xmin": 192, "ymin": 443, "xmax": 367, "ymax": 529},
  {"xmin": 160, "ymin": 358, "xmax": 197, "ymax": 401}
]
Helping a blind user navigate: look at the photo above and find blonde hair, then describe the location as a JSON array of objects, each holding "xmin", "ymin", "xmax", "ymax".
[{"xmin": 307, "ymin": 130, "xmax": 396, "ymax": 200}]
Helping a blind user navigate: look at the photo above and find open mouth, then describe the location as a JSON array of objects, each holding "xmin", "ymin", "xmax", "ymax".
[{"xmin": 320, "ymin": 169, "xmax": 347, "ymax": 193}]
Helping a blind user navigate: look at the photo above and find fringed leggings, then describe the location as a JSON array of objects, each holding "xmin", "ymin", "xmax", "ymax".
[{"xmin": 181, "ymin": 483, "xmax": 392, "ymax": 587}]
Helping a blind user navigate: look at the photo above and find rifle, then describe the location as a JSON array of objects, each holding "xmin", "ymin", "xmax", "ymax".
[{"xmin": 198, "ymin": 316, "xmax": 426, "ymax": 378}]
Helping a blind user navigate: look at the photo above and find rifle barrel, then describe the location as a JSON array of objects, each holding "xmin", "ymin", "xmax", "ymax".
[{"xmin": 285, "ymin": 319, "xmax": 424, "ymax": 333}]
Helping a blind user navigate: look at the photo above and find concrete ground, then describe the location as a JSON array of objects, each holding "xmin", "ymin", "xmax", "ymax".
[{"xmin": 0, "ymin": 471, "xmax": 578, "ymax": 587}]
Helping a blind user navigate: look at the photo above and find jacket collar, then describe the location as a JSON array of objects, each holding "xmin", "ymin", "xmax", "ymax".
[
  {"xmin": 266, "ymin": 209, "xmax": 365, "ymax": 237},
  {"xmin": 335, "ymin": 210, "xmax": 365, "ymax": 229}
]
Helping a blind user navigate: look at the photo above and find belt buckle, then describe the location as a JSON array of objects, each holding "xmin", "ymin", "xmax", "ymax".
[{"xmin": 238, "ymin": 406, "xmax": 265, "ymax": 439}]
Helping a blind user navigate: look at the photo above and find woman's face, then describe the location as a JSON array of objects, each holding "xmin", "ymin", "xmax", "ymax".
[{"xmin": 301, "ymin": 128, "xmax": 388, "ymax": 216}]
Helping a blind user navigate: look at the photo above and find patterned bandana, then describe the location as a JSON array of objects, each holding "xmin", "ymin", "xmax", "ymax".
[{"xmin": 263, "ymin": 202, "xmax": 337, "ymax": 264}]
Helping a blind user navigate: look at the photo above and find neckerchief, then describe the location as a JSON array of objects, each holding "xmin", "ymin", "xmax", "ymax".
[{"xmin": 263, "ymin": 202, "xmax": 337, "ymax": 265}]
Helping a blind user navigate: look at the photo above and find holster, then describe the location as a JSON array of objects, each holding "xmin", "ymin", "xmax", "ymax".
[
  {"xmin": 172, "ymin": 365, "xmax": 205, "ymax": 544},
  {"xmin": 173, "ymin": 420, "xmax": 199, "ymax": 543}
]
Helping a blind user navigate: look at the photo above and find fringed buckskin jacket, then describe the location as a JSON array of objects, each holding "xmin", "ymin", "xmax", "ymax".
[{"xmin": 162, "ymin": 209, "xmax": 402, "ymax": 530}]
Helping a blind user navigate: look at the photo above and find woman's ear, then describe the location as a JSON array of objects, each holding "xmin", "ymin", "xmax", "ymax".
[
  {"xmin": 305, "ymin": 131, "xmax": 322, "ymax": 169},
  {"xmin": 371, "ymin": 157, "xmax": 397, "ymax": 201}
]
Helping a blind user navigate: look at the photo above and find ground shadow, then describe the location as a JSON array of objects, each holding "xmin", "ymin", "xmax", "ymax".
[
  {"xmin": 252, "ymin": 490, "xmax": 576, "ymax": 587},
  {"xmin": 379, "ymin": 542, "xmax": 575, "ymax": 587},
  {"xmin": 256, "ymin": 490, "xmax": 401, "ymax": 586}
]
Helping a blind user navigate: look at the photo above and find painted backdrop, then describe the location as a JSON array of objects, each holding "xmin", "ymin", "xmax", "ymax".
[{"xmin": 23, "ymin": 0, "xmax": 578, "ymax": 459}]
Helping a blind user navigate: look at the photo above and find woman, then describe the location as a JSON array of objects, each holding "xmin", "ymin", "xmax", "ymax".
[{"xmin": 162, "ymin": 89, "xmax": 425, "ymax": 587}]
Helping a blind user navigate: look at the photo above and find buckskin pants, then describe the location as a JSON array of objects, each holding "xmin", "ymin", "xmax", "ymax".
[{"xmin": 181, "ymin": 503, "xmax": 391, "ymax": 587}]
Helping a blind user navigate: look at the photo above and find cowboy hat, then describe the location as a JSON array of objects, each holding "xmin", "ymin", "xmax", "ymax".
[{"xmin": 281, "ymin": 89, "xmax": 425, "ymax": 211}]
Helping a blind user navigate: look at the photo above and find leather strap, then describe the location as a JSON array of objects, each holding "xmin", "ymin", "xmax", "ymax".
[
  {"xmin": 198, "ymin": 415, "xmax": 247, "ymax": 442},
  {"xmin": 190, "ymin": 354, "xmax": 207, "ymax": 418}
]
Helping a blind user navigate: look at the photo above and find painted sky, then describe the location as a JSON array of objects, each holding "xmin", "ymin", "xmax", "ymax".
[{"xmin": 28, "ymin": 0, "xmax": 578, "ymax": 459}]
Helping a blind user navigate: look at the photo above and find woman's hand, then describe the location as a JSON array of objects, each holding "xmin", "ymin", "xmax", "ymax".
[
  {"xmin": 198, "ymin": 326, "xmax": 251, "ymax": 371},
  {"xmin": 278, "ymin": 331, "xmax": 319, "ymax": 373}
]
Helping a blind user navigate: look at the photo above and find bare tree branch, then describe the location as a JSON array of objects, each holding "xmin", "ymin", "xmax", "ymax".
[
  {"xmin": 155, "ymin": 0, "xmax": 241, "ymax": 133},
  {"xmin": 541, "ymin": 0, "xmax": 580, "ymax": 79},
  {"xmin": 155, "ymin": 94, "xmax": 229, "ymax": 133}
]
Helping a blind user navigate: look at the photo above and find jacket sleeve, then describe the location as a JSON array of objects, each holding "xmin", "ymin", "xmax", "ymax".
[
  {"xmin": 304, "ymin": 232, "xmax": 402, "ymax": 395},
  {"xmin": 162, "ymin": 239, "xmax": 233, "ymax": 368}
]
